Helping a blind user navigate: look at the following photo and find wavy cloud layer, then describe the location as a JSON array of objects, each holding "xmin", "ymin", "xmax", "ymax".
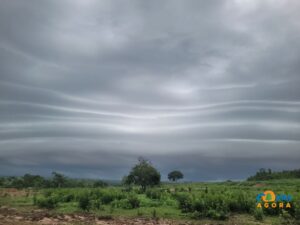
[{"xmin": 0, "ymin": 0, "xmax": 300, "ymax": 180}]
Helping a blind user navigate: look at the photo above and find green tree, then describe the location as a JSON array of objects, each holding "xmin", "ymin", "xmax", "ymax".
[
  {"xmin": 52, "ymin": 172, "xmax": 68, "ymax": 188},
  {"xmin": 23, "ymin": 174, "xmax": 46, "ymax": 188},
  {"xmin": 125, "ymin": 157, "xmax": 160, "ymax": 191},
  {"xmin": 168, "ymin": 170, "xmax": 184, "ymax": 182}
]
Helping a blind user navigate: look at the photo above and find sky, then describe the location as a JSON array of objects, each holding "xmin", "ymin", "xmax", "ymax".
[{"xmin": 0, "ymin": 0, "xmax": 300, "ymax": 181}]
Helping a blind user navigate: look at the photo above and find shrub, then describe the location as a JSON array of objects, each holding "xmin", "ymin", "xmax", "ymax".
[
  {"xmin": 253, "ymin": 208, "xmax": 264, "ymax": 221},
  {"xmin": 176, "ymin": 193, "xmax": 193, "ymax": 213},
  {"xmin": 100, "ymin": 193, "xmax": 114, "ymax": 204},
  {"xmin": 91, "ymin": 199, "xmax": 102, "ymax": 210},
  {"xmin": 146, "ymin": 189, "xmax": 161, "ymax": 200},
  {"xmin": 98, "ymin": 190, "xmax": 125, "ymax": 204},
  {"xmin": 206, "ymin": 209, "xmax": 228, "ymax": 220},
  {"xmin": 43, "ymin": 190, "xmax": 53, "ymax": 197},
  {"xmin": 35, "ymin": 197, "xmax": 58, "ymax": 209},
  {"xmin": 114, "ymin": 195, "xmax": 140, "ymax": 209},
  {"xmin": 218, "ymin": 210, "xmax": 229, "ymax": 220},
  {"xmin": 127, "ymin": 195, "xmax": 140, "ymax": 209},
  {"xmin": 193, "ymin": 199, "xmax": 206, "ymax": 212},
  {"xmin": 238, "ymin": 193, "xmax": 253, "ymax": 213},
  {"xmin": 280, "ymin": 210, "xmax": 295, "ymax": 225},
  {"xmin": 59, "ymin": 193, "xmax": 74, "ymax": 202},
  {"xmin": 294, "ymin": 203, "xmax": 300, "ymax": 220},
  {"xmin": 78, "ymin": 194, "xmax": 91, "ymax": 211}
]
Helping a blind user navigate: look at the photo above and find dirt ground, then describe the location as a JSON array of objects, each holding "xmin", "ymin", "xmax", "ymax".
[
  {"xmin": 0, "ymin": 206, "xmax": 192, "ymax": 225},
  {"xmin": 0, "ymin": 188, "xmax": 35, "ymax": 198}
]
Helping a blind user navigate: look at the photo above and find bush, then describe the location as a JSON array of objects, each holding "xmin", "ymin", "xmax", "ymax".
[
  {"xmin": 98, "ymin": 190, "xmax": 125, "ymax": 204},
  {"xmin": 193, "ymin": 199, "xmax": 206, "ymax": 212},
  {"xmin": 206, "ymin": 209, "xmax": 228, "ymax": 220},
  {"xmin": 236, "ymin": 192, "xmax": 253, "ymax": 213},
  {"xmin": 294, "ymin": 203, "xmax": 300, "ymax": 220},
  {"xmin": 176, "ymin": 193, "xmax": 193, "ymax": 213},
  {"xmin": 91, "ymin": 199, "xmax": 102, "ymax": 210},
  {"xmin": 100, "ymin": 193, "xmax": 114, "ymax": 204},
  {"xmin": 127, "ymin": 195, "xmax": 140, "ymax": 209},
  {"xmin": 280, "ymin": 210, "xmax": 295, "ymax": 225},
  {"xmin": 146, "ymin": 189, "xmax": 161, "ymax": 200},
  {"xmin": 78, "ymin": 194, "xmax": 91, "ymax": 211},
  {"xmin": 35, "ymin": 197, "xmax": 58, "ymax": 209},
  {"xmin": 253, "ymin": 208, "xmax": 264, "ymax": 221},
  {"xmin": 62, "ymin": 193, "xmax": 74, "ymax": 202},
  {"xmin": 113, "ymin": 194, "xmax": 140, "ymax": 209}
]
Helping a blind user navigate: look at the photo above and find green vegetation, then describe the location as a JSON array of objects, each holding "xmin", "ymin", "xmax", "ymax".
[
  {"xmin": 168, "ymin": 170, "xmax": 184, "ymax": 182},
  {"xmin": 123, "ymin": 157, "xmax": 161, "ymax": 191},
  {"xmin": 1, "ymin": 166, "xmax": 300, "ymax": 224},
  {"xmin": 1, "ymin": 179, "xmax": 300, "ymax": 224},
  {"xmin": 0, "ymin": 172, "xmax": 108, "ymax": 189},
  {"xmin": 248, "ymin": 168, "xmax": 300, "ymax": 181}
]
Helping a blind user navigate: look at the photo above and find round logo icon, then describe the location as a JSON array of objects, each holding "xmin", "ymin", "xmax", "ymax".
[{"xmin": 262, "ymin": 190, "xmax": 276, "ymax": 202}]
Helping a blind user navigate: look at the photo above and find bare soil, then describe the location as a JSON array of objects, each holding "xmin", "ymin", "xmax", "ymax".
[{"xmin": 0, "ymin": 206, "xmax": 191, "ymax": 225}]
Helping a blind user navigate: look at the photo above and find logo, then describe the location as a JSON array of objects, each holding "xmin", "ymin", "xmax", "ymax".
[{"xmin": 256, "ymin": 190, "xmax": 292, "ymax": 209}]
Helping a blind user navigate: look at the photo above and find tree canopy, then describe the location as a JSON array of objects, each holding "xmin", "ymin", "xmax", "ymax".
[
  {"xmin": 0, "ymin": 172, "xmax": 108, "ymax": 188},
  {"xmin": 168, "ymin": 170, "xmax": 184, "ymax": 182},
  {"xmin": 124, "ymin": 157, "xmax": 161, "ymax": 191},
  {"xmin": 247, "ymin": 168, "xmax": 300, "ymax": 181}
]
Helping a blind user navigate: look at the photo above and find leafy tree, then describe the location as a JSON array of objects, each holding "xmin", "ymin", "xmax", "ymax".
[
  {"xmin": 52, "ymin": 172, "xmax": 68, "ymax": 188},
  {"xmin": 10, "ymin": 178, "xmax": 24, "ymax": 189},
  {"xmin": 23, "ymin": 174, "xmax": 46, "ymax": 188},
  {"xmin": 247, "ymin": 168, "xmax": 300, "ymax": 181},
  {"xmin": 168, "ymin": 170, "xmax": 184, "ymax": 182},
  {"xmin": 124, "ymin": 157, "xmax": 160, "ymax": 191}
]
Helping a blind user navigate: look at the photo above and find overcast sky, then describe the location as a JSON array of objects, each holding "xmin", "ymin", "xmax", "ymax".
[{"xmin": 0, "ymin": 0, "xmax": 300, "ymax": 181}]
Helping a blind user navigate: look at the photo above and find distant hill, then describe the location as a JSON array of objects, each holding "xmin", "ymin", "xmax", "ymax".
[{"xmin": 247, "ymin": 168, "xmax": 300, "ymax": 181}]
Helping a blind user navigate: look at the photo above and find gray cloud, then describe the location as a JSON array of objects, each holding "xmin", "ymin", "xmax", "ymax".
[{"xmin": 0, "ymin": 0, "xmax": 300, "ymax": 180}]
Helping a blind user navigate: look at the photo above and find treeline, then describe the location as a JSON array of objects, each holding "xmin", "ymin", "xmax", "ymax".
[
  {"xmin": 0, "ymin": 172, "xmax": 108, "ymax": 188},
  {"xmin": 247, "ymin": 168, "xmax": 300, "ymax": 181}
]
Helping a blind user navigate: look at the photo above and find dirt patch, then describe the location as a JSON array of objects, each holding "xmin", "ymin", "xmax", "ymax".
[
  {"xmin": 0, "ymin": 206, "xmax": 190, "ymax": 225},
  {"xmin": 0, "ymin": 188, "xmax": 34, "ymax": 197},
  {"xmin": 253, "ymin": 183, "xmax": 266, "ymax": 187}
]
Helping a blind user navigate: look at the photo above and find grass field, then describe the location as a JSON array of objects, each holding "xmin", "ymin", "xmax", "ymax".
[{"xmin": 1, "ymin": 179, "xmax": 300, "ymax": 224}]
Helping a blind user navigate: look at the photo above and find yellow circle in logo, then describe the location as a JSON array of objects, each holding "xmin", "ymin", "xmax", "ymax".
[{"xmin": 262, "ymin": 190, "xmax": 276, "ymax": 202}]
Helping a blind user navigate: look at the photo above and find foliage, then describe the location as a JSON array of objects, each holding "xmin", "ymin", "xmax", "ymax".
[
  {"xmin": 0, "ymin": 172, "xmax": 108, "ymax": 188},
  {"xmin": 52, "ymin": 172, "xmax": 68, "ymax": 188},
  {"xmin": 34, "ymin": 196, "xmax": 58, "ymax": 209},
  {"xmin": 248, "ymin": 168, "xmax": 300, "ymax": 181},
  {"xmin": 124, "ymin": 157, "xmax": 161, "ymax": 191},
  {"xmin": 78, "ymin": 193, "xmax": 91, "ymax": 211},
  {"xmin": 1, "ymin": 168, "xmax": 300, "ymax": 223},
  {"xmin": 93, "ymin": 180, "xmax": 108, "ymax": 188},
  {"xmin": 168, "ymin": 170, "xmax": 184, "ymax": 182},
  {"xmin": 253, "ymin": 208, "xmax": 264, "ymax": 221},
  {"xmin": 145, "ymin": 188, "xmax": 162, "ymax": 200}
]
